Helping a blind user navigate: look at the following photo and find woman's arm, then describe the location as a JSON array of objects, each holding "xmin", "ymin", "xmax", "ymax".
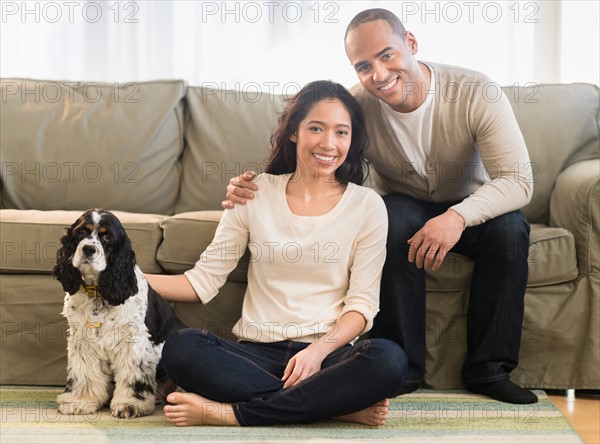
[
  {"xmin": 312, "ymin": 310, "xmax": 367, "ymax": 355},
  {"xmin": 145, "ymin": 274, "xmax": 199, "ymax": 303},
  {"xmin": 340, "ymin": 191, "xmax": 389, "ymax": 334},
  {"xmin": 282, "ymin": 310, "xmax": 366, "ymax": 387},
  {"xmin": 149, "ymin": 196, "xmax": 251, "ymax": 305}
]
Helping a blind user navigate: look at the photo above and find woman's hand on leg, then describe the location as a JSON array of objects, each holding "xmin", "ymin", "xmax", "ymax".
[{"xmin": 282, "ymin": 345, "xmax": 329, "ymax": 388}]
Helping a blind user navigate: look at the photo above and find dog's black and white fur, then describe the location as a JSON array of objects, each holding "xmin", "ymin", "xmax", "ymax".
[{"xmin": 53, "ymin": 208, "xmax": 185, "ymax": 418}]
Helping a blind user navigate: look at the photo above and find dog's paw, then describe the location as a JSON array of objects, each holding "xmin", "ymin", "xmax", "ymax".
[
  {"xmin": 57, "ymin": 398, "xmax": 101, "ymax": 415},
  {"xmin": 110, "ymin": 400, "xmax": 154, "ymax": 419}
]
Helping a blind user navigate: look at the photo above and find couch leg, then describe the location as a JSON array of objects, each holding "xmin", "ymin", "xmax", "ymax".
[{"xmin": 575, "ymin": 389, "xmax": 600, "ymax": 399}]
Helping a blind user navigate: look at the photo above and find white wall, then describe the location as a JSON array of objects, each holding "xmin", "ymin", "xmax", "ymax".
[{"xmin": 1, "ymin": 1, "xmax": 598, "ymax": 91}]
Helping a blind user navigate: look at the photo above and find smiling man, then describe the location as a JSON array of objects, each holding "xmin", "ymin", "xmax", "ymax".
[
  {"xmin": 343, "ymin": 9, "xmax": 536, "ymax": 404},
  {"xmin": 224, "ymin": 8, "xmax": 536, "ymax": 404}
]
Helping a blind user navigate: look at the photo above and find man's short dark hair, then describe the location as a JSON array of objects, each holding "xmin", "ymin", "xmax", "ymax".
[{"xmin": 344, "ymin": 8, "xmax": 406, "ymax": 42}]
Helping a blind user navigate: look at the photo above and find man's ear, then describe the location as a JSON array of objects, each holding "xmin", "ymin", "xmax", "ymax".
[
  {"xmin": 404, "ymin": 31, "xmax": 419, "ymax": 55},
  {"xmin": 290, "ymin": 133, "xmax": 298, "ymax": 143}
]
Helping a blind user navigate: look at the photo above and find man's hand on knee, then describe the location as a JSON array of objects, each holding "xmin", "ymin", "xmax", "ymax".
[
  {"xmin": 221, "ymin": 171, "xmax": 259, "ymax": 209},
  {"xmin": 407, "ymin": 210, "xmax": 465, "ymax": 271}
]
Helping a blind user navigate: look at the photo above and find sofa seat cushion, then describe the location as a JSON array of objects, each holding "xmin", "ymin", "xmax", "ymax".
[
  {"xmin": 157, "ymin": 211, "xmax": 249, "ymax": 282},
  {"xmin": 0, "ymin": 209, "xmax": 167, "ymax": 274},
  {"xmin": 426, "ymin": 224, "xmax": 578, "ymax": 291},
  {"xmin": 159, "ymin": 214, "xmax": 578, "ymax": 290}
]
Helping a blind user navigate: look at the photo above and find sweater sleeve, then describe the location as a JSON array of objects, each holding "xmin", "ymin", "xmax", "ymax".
[
  {"xmin": 184, "ymin": 205, "xmax": 250, "ymax": 304},
  {"xmin": 338, "ymin": 190, "xmax": 388, "ymax": 334},
  {"xmin": 450, "ymin": 81, "xmax": 534, "ymax": 227}
]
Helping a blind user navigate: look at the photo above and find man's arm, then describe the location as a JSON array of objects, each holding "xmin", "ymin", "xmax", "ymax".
[
  {"xmin": 222, "ymin": 171, "xmax": 259, "ymax": 208},
  {"xmin": 406, "ymin": 78, "xmax": 532, "ymax": 270},
  {"xmin": 449, "ymin": 81, "xmax": 533, "ymax": 227}
]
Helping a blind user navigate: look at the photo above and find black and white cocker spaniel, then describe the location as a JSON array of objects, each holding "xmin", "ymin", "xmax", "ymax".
[{"xmin": 53, "ymin": 208, "xmax": 185, "ymax": 418}]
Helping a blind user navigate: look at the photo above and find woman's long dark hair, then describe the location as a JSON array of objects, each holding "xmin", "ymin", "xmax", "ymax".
[{"xmin": 265, "ymin": 80, "xmax": 369, "ymax": 185}]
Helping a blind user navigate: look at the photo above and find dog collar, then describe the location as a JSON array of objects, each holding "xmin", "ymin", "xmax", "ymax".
[{"xmin": 81, "ymin": 284, "xmax": 99, "ymax": 299}]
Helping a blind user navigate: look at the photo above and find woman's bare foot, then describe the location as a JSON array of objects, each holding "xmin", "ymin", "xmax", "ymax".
[
  {"xmin": 334, "ymin": 399, "xmax": 390, "ymax": 426},
  {"xmin": 163, "ymin": 392, "xmax": 239, "ymax": 427}
]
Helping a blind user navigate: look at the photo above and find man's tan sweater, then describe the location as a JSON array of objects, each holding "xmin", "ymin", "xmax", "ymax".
[{"xmin": 351, "ymin": 61, "xmax": 533, "ymax": 227}]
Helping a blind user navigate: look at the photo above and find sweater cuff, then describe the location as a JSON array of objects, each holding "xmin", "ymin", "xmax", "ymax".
[
  {"xmin": 449, "ymin": 201, "xmax": 483, "ymax": 228},
  {"xmin": 339, "ymin": 303, "xmax": 379, "ymax": 335},
  {"xmin": 183, "ymin": 269, "xmax": 214, "ymax": 305}
]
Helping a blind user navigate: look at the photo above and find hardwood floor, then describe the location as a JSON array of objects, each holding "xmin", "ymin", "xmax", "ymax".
[{"xmin": 548, "ymin": 390, "xmax": 600, "ymax": 444}]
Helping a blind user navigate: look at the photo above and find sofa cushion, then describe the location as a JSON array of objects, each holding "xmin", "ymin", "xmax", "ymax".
[
  {"xmin": 0, "ymin": 209, "xmax": 167, "ymax": 274},
  {"xmin": 0, "ymin": 78, "xmax": 186, "ymax": 215},
  {"xmin": 158, "ymin": 213, "xmax": 577, "ymax": 289},
  {"xmin": 504, "ymin": 83, "xmax": 600, "ymax": 225},
  {"xmin": 175, "ymin": 86, "xmax": 286, "ymax": 213},
  {"xmin": 426, "ymin": 224, "xmax": 578, "ymax": 290},
  {"xmin": 157, "ymin": 211, "xmax": 249, "ymax": 282}
]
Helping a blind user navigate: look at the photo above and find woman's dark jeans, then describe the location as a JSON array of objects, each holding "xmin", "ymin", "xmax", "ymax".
[
  {"xmin": 373, "ymin": 193, "xmax": 530, "ymax": 389},
  {"xmin": 162, "ymin": 329, "xmax": 407, "ymax": 426}
]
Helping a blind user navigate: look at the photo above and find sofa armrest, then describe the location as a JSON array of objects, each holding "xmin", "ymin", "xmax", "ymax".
[{"xmin": 550, "ymin": 159, "xmax": 600, "ymax": 274}]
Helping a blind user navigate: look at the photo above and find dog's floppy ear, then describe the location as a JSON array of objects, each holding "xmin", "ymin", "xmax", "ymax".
[
  {"xmin": 97, "ymin": 222, "xmax": 138, "ymax": 305},
  {"xmin": 53, "ymin": 223, "xmax": 82, "ymax": 295}
]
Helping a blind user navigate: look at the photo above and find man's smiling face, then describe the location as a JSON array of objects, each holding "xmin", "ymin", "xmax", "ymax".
[{"xmin": 345, "ymin": 19, "xmax": 423, "ymax": 112}]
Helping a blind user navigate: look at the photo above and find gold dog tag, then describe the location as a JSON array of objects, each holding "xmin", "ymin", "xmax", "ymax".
[{"xmin": 87, "ymin": 312, "xmax": 105, "ymax": 329}]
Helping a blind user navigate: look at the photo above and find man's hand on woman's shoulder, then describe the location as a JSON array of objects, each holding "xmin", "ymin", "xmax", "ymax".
[{"xmin": 222, "ymin": 170, "xmax": 259, "ymax": 209}]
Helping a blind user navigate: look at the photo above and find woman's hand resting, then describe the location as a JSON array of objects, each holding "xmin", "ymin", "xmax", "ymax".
[{"xmin": 282, "ymin": 343, "xmax": 329, "ymax": 388}]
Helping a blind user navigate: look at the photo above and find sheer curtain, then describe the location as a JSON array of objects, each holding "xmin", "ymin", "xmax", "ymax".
[{"xmin": 1, "ymin": 1, "xmax": 598, "ymax": 91}]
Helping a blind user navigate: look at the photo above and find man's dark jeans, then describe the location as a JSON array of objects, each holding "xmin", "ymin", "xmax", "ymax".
[{"xmin": 373, "ymin": 193, "xmax": 530, "ymax": 389}]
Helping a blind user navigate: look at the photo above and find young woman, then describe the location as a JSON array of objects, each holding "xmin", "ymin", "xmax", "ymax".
[{"xmin": 146, "ymin": 80, "xmax": 407, "ymax": 427}]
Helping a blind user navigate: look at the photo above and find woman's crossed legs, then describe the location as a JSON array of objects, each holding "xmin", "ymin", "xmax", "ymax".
[{"xmin": 161, "ymin": 329, "xmax": 407, "ymax": 426}]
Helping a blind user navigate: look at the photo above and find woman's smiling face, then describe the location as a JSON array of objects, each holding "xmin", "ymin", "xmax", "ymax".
[{"xmin": 291, "ymin": 99, "xmax": 352, "ymax": 181}]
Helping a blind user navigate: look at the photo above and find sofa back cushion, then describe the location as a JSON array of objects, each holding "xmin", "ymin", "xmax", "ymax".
[
  {"xmin": 503, "ymin": 83, "xmax": 600, "ymax": 224},
  {"xmin": 176, "ymin": 86, "xmax": 286, "ymax": 213},
  {"xmin": 0, "ymin": 78, "xmax": 186, "ymax": 215}
]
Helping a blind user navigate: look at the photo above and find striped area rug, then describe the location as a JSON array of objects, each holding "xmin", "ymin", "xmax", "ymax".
[{"xmin": 0, "ymin": 386, "xmax": 583, "ymax": 443}]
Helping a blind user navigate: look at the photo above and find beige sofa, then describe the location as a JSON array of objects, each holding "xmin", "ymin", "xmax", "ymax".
[{"xmin": 1, "ymin": 78, "xmax": 598, "ymax": 390}]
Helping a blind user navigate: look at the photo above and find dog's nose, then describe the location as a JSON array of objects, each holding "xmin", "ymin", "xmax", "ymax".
[{"xmin": 82, "ymin": 245, "xmax": 96, "ymax": 257}]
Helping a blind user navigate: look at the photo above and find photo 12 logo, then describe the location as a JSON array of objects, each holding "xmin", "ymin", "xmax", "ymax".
[
  {"xmin": 398, "ymin": 1, "xmax": 539, "ymax": 24},
  {"xmin": 199, "ymin": 1, "xmax": 339, "ymax": 24},
  {"xmin": 200, "ymin": 81, "xmax": 301, "ymax": 103},
  {"xmin": 1, "ymin": 1, "xmax": 140, "ymax": 24},
  {"xmin": 1, "ymin": 161, "xmax": 140, "ymax": 185},
  {"xmin": 2, "ymin": 81, "xmax": 139, "ymax": 104}
]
